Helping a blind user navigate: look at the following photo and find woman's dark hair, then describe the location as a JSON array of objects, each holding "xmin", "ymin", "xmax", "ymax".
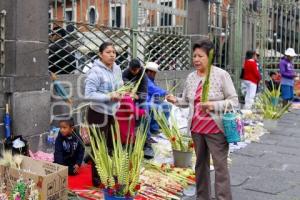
[
  {"xmin": 192, "ymin": 39, "xmax": 215, "ymax": 56},
  {"xmin": 59, "ymin": 116, "xmax": 75, "ymax": 127},
  {"xmin": 129, "ymin": 58, "xmax": 142, "ymax": 69},
  {"xmin": 245, "ymin": 50, "xmax": 256, "ymax": 60},
  {"xmin": 99, "ymin": 42, "xmax": 114, "ymax": 53},
  {"xmin": 269, "ymin": 71, "xmax": 276, "ymax": 77}
]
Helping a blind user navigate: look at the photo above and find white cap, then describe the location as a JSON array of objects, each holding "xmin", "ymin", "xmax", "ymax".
[
  {"xmin": 285, "ymin": 48, "xmax": 297, "ymax": 57},
  {"xmin": 145, "ymin": 62, "xmax": 159, "ymax": 72}
]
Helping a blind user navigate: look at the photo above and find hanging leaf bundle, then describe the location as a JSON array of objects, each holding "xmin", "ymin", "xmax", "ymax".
[{"xmin": 201, "ymin": 49, "xmax": 214, "ymax": 102}]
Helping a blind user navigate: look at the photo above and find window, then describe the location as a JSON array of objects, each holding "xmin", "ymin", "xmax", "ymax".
[
  {"xmin": 111, "ymin": 6, "xmax": 122, "ymax": 27},
  {"xmin": 89, "ymin": 7, "xmax": 97, "ymax": 25},
  {"xmin": 160, "ymin": 1, "xmax": 173, "ymax": 26},
  {"xmin": 65, "ymin": 10, "xmax": 73, "ymax": 22}
]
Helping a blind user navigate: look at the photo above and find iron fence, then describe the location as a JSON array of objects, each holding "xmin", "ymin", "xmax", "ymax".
[{"xmin": 48, "ymin": 0, "xmax": 190, "ymax": 74}]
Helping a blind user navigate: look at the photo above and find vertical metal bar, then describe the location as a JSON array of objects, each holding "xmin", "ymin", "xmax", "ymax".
[
  {"xmin": 233, "ymin": 0, "xmax": 243, "ymax": 88},
  {"xmin": 72, "ymin": 0, "xmax": 75, "ymax": 22},
  {"xmin": 285, "ymin": 5, "xmax": 288, "ymax": 50},
  {"xmin": 275, "ymin": 2, "xmax": 279, "ymax": 54},
  {"xmin": 63, "ymin": 0, "xmax": 66, "ymax": 21},
  {"xmin": 55, "ymin": 0, "xmax": 58, "ymax": 20},
  {"xmin": 80, "ymin": 0, "xmax": 83, "ymax": 22},
  {"xmin": 270, "ymin": 3, "xmax": 275, "ymax": 57},
  {"xmin": 293, "ymin": 5, "xmax": 296, "ymax": 49},
  {"xmin": 184, "ymin": 0, "xmax": 188, "ymax": 35},
  {"xmin": 280, "ymin": 4, "xmax": 283, "ymax": 54},
  {"xmin": 87, "ymin": 0, "xmax": 91, "ymax": 22},
  {"xmin": 288, "ymin": 6, "xmax": 292, "ymax": 48},
  {"xmin": 114, "ymin": 1, "xmax": 117, "ymax": 27},
  {"xmin": 224, "ymin": 7, "xmax": 228, "ymax": 70},
  {"xmin": 131, "ymin": 0, "xmax": 139, "ymax": 58},
  {"xmin": 298, "ymin": 2, "xmax": 300, "ymax": 54},
  {"xmin": 101, "ymin": 0, "xmax": 104, "ymax": 25},
  {"xmin": 0, "ymin": 11, "xmax": 6, "ymax": 75}
]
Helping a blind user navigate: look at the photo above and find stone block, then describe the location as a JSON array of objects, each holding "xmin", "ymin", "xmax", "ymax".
[
  {"xmin": 13, "ymin": 76, "xmax": 51, "ymax": 92},
  {"xmin": 16, "ymin": 0, "xmax": 48, "ymax": 42},
  {"xmin": 0, "ymin": 77, "xmax": 13, "ymax": 93},
  {"xmin": 3, "ymin": 41, "xmax": 16, "ymax": 76},
  {"xmin": 15, "ymin": 41, "xmax": 49, "ymax": 76},
  {"xmin": 11, "ymin": 90, "xmax": 51, "ymax": 137}
]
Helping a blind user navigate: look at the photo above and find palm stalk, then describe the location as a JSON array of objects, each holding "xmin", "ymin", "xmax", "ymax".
[
  {"xmin": 152, "ymin": 108, "xmax": 193, "ymax": 152},
  {"xmin": 131, "ymin": 67, "xmax": 146, "ymax": 95},
  {"xmin": 257, "ymin": 86, "xmax": 291, "ymax": 120},
  {"xmin": 201, "ymin": 49, "xmax": 214, "ymax": 102},
  {"xmin": 88, "ymin": 120, "xmax": 147, "ymax": 197}
]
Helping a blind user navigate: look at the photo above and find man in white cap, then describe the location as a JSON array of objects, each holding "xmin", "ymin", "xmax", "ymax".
[
  {"xmin": 279, "ymin": 48, "xmax": 297, "ymax": 105},
  {"xmin": 145, "ymin": 62, "xmax": 171, "ymax": 134}
]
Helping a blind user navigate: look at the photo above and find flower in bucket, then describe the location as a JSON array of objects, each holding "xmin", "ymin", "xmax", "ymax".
[
  {"xmin": 152, "ymin": 109, "xmax": 193, "ymax": 152},
  {"xmin": 188, "ymin": 140, "xmax": 194, "ymax": 151},
  {"xmin": 87, "ymin": 120, "xmax": 147, "ymax": 198}
]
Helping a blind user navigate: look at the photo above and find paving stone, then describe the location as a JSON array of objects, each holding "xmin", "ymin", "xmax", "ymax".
[
  {"xmin": 229, "ymin": 111, "xmax": 300, "ymax": 199},
  {"xmin": 242, "ymin": 170, "xmax": 296, "ymax": 195}
]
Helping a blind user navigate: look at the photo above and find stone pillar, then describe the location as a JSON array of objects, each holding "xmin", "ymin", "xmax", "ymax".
[
  {"xmin": 0, "ymin": 0, "xmax": 50, "ymax": 139},
  {"xmin": 187, "ymin": 0, "xmax": 209, "ymax": 44}
]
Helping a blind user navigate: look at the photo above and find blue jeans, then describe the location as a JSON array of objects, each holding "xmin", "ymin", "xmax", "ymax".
[
  {"xmin": 136, "ymin": 103, "xmax": 151, "ymax": 140},
  {"xmin": 281, "ymin": 84, "xmax": 294, "ymax": 101},
  {"xmin": 149, "ymin": 102, "xmax": 171, "ymax": 134}
]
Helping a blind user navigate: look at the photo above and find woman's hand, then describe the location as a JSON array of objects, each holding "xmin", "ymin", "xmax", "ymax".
[
  {"xmin": 201, "ymin": 101, "xmax": 214, "ymax": 113},
  {"xmin": 166, "ymin": 94, "xmax": 177, "ymax": 104},
  {"xmin": 110, "ymin": 92, "xmax": 122, "ymax": 102}
]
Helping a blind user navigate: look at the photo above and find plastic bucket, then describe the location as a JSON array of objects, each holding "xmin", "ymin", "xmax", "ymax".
[
  {"xmin": 173, "ymin": 150, "xmax": 192, "ymax": 168},
  {"xmin": 263, "ymin": 119, "xmax": 278, "ymax": 133},
  {"xmin": 103, "ymin": 190, "xmax": 133, "ymax": 200},
  {"xmin": 271, "ymin": 97, "xmax": 279, "ymax": 106}
]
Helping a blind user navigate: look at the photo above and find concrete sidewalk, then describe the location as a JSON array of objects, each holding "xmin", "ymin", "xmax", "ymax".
[{"xmin": 230, "ymin": 109, "xmax": 300, "ymax": 200}]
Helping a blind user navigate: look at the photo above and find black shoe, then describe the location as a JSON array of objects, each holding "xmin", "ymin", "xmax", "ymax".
[
  {"xmin": 150, "ymin": 130, "xmax": 160, "ymax": 135},
  {"xmin": 92, "ymin": 178, "xmax": 101, "ymax": 187},
  {"xmin": 147, "ymin": 137, "xmax": 158, "ymax": 143},
  {"xmin": 143, "ymin": 145, "xmax": 154, "ymax": 159}
]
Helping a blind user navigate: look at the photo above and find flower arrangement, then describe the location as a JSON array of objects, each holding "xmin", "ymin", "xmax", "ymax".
[
  {"xmin": 88, "ymin": 122, "xmax": 147, "ymax": 198},
  {"xmin": 257, "ymin": 86, "xmax": 291, "ymax": 120},
  {"xmin": 153, "ymin": 109, "xmax": 194, "ymax": 152},
  {"xmin": 201, "ymin": 49, "xmax": 214, "ymax": 102},
  {"xmin": 0, "ymin": 152, "xmax": 40, "ymax": 200}
]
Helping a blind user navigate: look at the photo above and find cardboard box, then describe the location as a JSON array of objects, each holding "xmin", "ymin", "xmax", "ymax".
[{"xmin": 0, "ymin": 156, "xmax": 68, "ymax": 200}]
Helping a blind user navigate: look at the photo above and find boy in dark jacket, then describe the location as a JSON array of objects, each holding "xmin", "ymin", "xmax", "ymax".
[{"xmin": 54, "ymin": 117, "xmax": 84, "ymax": 175}]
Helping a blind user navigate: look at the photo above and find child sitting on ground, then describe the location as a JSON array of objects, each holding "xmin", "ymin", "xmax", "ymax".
[{"xmin": 54, "ymin": 117, "xmax": 85, "ymax": 175}]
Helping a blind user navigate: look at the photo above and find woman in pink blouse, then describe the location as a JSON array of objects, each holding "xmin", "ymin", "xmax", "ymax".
[{"xmin": 167, "ymin": 39, "xmax": 238, "ymax": 200}]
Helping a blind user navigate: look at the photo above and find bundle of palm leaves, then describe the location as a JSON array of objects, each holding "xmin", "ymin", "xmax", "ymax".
[
  {"xmin": 153, "ymin": 109, "xmax": 193, "ymax": 152},
  {"xmin": 88, "ymin": 121, "xmax": 147, "ymax": 198},
  {"xmin": 257, "ymin": 86, "xmax": 291, "ymax": 120}
]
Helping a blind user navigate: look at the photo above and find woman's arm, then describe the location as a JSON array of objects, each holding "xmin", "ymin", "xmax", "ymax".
[
  {"xmin": 167, "ymin": 79, "xmax": 189, "ymax": 108},
  {"xmin": 85, "ymin": 70, "xmax": 111, "ymax": 102},
  {"xmin": 213, "ymin": 72, "xmax": 239, "ymax": 112}
]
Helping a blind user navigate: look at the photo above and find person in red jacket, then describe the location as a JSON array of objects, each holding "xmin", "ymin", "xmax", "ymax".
[
  {"xmin": 115, "ymin": 94, "xmax": 145, "ymax": 144},
  {"xmin": 242, "ymin": 50, "xmax": 261, "ymax": 109}
]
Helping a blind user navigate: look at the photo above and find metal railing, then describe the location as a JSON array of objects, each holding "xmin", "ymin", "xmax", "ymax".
[
  {"xmin": 48, "ymin": 0, "xmax": 190, "ymax": 74},
  {"xmin": 0, "ymin": 10, "xmax": 5, "ymax": 75}
]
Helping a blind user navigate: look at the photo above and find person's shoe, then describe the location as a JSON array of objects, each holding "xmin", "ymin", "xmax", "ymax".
[
  {"xmin": 143, "ymin": 145, "xmax": 154, "ymax": 159},
  {"xmin": 150, "ymin": 130, "xmax": 160, "ymax": 135},
  {"xmin": 146, "ymin": 137, "xmax": 158, "ymax": 143},
  {"xmin": 92, "ymin": 178, "xmax": 101, "ymax": 187}
]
